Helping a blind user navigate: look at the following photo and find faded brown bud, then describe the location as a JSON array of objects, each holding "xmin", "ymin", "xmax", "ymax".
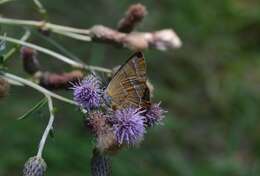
[
  {"xmin": 85, "ymin": 111, "xmax": 108, "ymax": 135},
  {"xmin": 89, "ymin": 25, "xmax": 181, "ymax": 51},
  {"xmin": 85, "ymin": 111, "xmax": 120, "ymax": 154},
  {"xmin": 39, "ymin": 70, "xmax": 84, "ymax": 89},
  {"xmin": 150, "ymin": 29, "xmax": 182, "ymax": 50},
  {"xmin": 23, "ymin": 156, "xmax": 47, "ymax": 176},
  {"xmin": 38, "ymin": 28, "xmax": 51, "ymax": 36},
  {"xmin": 91, "ymin": 148, "xmax": 112, "ymax": 176},
  {"xmin": 0, "ymin": 77, "xmax": 10, "ymax": 98},
  {"xmin": 20, "ymin": 47, "xmax": 41, "ymax": 75},
  {"xmin": 90, "ymin": 25, "xmax": 125, "ymax": 44},
  {"xmin": 117, "ymin": 3, "xmax": 147, "ymax": 33},
  {"xmin": 122, "ymin": 33, "xmax": 149, "ymax": 50}
]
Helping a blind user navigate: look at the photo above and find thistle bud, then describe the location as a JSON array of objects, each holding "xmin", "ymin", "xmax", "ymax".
[
  {"xmin": 117, "ymin": 3, "xmax": 147, "ymax": 33},
  {"xmin": 20, "ymin": 47, "xmax": 41, "ymax": 75},
  {"xmin": 0, "ymin": 77, "xmax": 10, "ymax": 98},
  {"xmin": 91, "ymin": 149, "xmax": 112, "ymax": 176},
  {"xmin": 23, "ymin": 156, "xmax": 47, "ymax": 176}
]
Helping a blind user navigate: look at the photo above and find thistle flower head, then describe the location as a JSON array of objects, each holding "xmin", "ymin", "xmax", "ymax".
[
  {"xmin": 72, "ymin": 74, "xmax": 102, "ymax": 111},
  {"xmin": 23, "ymin": 156, "xmax": 47, "ymax": 176},
  {"xmin": 85, "ymin": 111, "xmax": 118, "ymax": 153},
  {"xmin": 112, "ymin": 107, "xmax": 145, "ymax": 146},
  {"xmin": 85, "ymin": 111, "xmax": 108, "ymax": 135},
  {"xmin": 145, "ymin": 102, "xmax": 166, "ymax": 127}
]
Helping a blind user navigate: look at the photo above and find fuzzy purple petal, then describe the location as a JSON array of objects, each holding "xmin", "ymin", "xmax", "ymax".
[
  {"xmin": 145, "ymin": 102, "xmax": 166, "ymax": 127},
  {"xmin": 112, "ymin": 107, "xmax": 145, "ymax": 146},
  {"xmin": 72, "ymin": 74, "xmax": 102, "ymax": 110}
]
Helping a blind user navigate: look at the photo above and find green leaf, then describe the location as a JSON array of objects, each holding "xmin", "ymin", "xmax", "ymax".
[{"xmin": 17, "ymin": 97, "xmax": 48, "ymax": 120}]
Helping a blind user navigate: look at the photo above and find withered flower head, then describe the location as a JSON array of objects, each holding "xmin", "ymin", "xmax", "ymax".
[
  {"xmin": 86, "ymin": 111, "xmax": 118, "ymax": 153},
  {"xmin": 20, "ymin": 47, "xmax": 40, "ymax": 75},
  {"xmin": 0, "ymin": 77, "xmax": 10, "ymax": 98}
]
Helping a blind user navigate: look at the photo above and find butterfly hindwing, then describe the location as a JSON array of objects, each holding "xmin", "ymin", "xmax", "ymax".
[{"xmin": 106, "ymin": 52, "xmax": 149, "ymax": 109}]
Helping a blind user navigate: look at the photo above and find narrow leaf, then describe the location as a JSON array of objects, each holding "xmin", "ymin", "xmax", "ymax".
[{"xmin": 18, "ymin": 97, "xmax": 48, "ymax": 120}]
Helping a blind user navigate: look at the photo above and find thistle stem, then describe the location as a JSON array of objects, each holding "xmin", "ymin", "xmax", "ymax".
[
  {"xmin": 0, "ymin": 35, "xmax": 112, "ymax": 73},
  {"xmin": 37, "ymin": 95, "xmax": 54, "ymax": 158},
  {"xmin": 0, "ymin": 0, "xmax": 14, "ymax": 5},
  {"xmin": 0, "ymin": 72, "xmax": 77, "ymax": 104},
  {"xmin": 0, "ymin": 17, "xmax": 90, "ymax": 35}
]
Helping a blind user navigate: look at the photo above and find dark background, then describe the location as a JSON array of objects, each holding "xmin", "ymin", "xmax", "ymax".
[{"xmin": 1, "ymin": 0, "xmax": 260, "ymax": 175}]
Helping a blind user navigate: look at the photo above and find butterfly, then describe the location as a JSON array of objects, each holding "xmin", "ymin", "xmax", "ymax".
[{"xmin": 104, "ymin": 52, "xmax": 151, "ymax": 110}]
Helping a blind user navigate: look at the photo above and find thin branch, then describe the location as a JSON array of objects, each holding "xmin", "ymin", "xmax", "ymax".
[
  {"xmin": 0, "ymin": 0, "xmax": 14, "ymax": 5},
  {"xmin": 0, "ymin": 17, "xmax": 182, "ymax": 51},
  {"xmin": 0, "ymin": 35, "xmax": 112, "ymax": 73},
  {"xmin": 37, "ymin": 95, "xmax": 54, "ymax": 158},
  {"xmin": 0, "ymin": 17, "xmax": 90, "ymax": 35},
  {"xmin": 52, "ymin": 29, "xmax": 91, "ymax": 42},
  {"xmin": 0, "ymin": 72, "xmax": 77, "ymax": 104}
]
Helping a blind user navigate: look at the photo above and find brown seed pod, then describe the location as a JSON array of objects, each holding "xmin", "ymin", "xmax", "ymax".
[
  {"xmin": 20, "ymin": 47, "xmax": 41, "ymax": 75},
  {"xmin": 39, "ymin": 70, "xmax": 84, "ymax": 89},
  {"xmin": 85, "ymin": 111, "xmax": 121, "ymax": 154},
  {"xmin": 117, "ymin": 3, "xmax": 147, "ymax": 33},
  {"xmin": 0, "ymin": 77, "xmax": 10, "ymax": 98}
]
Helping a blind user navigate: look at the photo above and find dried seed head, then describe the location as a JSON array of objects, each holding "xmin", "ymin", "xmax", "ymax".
[
  {"xmin": 85, "ymin": 111, "xmax": 119, "ymax": 153},
  {"xmin": 20, "ymin": 47, "xmax": 41, "ymax": 75},
  {"xmin": 23, "ymin": 156, "xmax": 47, "ymax": 176},
  {"xmin": 0, "ymin": 77, "xmax": 10, "ymax": 98},
  {"xmin": 117, "ymin": 3, "xmax": 147, "ymax": 33},
  {"xmin": 85, "ymin": 111, "xmax": 108, "ymax": 135},
  {"xmin": 40, "ymin": 70, "xmax": 84, "ymax": 89},
  {"xmin": 91, "ymin": 149, "xmax": 112, "ymax": 176},
  {"xmin": 151, "ymin": 29, "xmax": 182, "ymax": 50}
]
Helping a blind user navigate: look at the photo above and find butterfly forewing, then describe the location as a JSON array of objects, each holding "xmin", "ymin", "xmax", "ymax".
[{"xmin": 106, "ymin": 52, "xmax": 149, "ymax": 109}]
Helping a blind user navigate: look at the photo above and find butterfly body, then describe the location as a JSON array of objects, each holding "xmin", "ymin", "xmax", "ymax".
[{"xmin": 104, "ymin": 52, "xmax": 151, "ymax": 110}]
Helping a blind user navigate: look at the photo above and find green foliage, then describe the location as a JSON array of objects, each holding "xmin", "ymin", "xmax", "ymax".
[{"xmin": 1, "ymin": 0, "xmax": 260, "ymax": 176}]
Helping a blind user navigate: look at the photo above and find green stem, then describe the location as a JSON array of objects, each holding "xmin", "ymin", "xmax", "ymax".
[
  {"xmin": 0, "ymin": 72, "xmax": 77, "ymax": 105},
  {"xmin": 37, "ymin": 95, "xmax": 54, "ymax": 158},
  {"xmin": 0, "ymin": 17, "xmax": 90, "ymax": 35}
]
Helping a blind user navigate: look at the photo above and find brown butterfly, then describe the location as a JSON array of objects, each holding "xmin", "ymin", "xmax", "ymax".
[{"xmin": 104, "ymin": 52, "xmax": 151, "ymax": 110}]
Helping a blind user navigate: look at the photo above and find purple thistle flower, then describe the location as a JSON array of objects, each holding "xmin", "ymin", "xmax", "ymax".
[
  {"xmin": 112, "ymin": 107, "xmax": 145, "ymax": 146},
  {"xmin": 145, "ymin": 102, "xmax": 166, "ymax": 127},
  {"xmin": 72, "ymin": 74, "xmax": 102, "ymax": 110}
]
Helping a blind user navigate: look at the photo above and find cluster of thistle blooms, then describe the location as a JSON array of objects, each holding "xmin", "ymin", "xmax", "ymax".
[{"xmin": 72, "ymin": 74, "xmax": 166, "ymax": 153}]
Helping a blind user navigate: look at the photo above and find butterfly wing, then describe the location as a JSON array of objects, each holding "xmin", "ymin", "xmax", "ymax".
[{"xmin": 106, "ymin": 52, "xmax": 150, "ymax": 109}]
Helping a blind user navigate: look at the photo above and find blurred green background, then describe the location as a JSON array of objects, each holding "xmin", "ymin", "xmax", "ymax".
[{"xmin": 1, "ymin": 0, "xmax": 260, "ymax": 175}]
